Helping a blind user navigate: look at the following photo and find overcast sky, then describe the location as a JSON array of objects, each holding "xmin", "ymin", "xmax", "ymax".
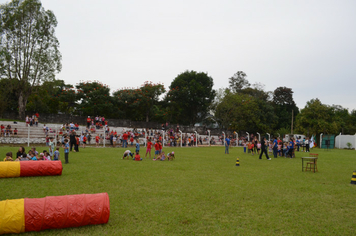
[{"xmin": 2, "ymin": 0, "xmax": 356, "ymax": 111}]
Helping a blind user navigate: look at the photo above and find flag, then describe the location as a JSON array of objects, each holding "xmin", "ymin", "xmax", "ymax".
[{"xmin": 310, "ymin": 135, "xmax": 315, "ymax": 149}]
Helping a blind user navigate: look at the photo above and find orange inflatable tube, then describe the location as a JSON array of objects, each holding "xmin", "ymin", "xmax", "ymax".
[
  {"xmin": 0, "ymin": 161, "xmax": 62, "ymax": 178},
  {"xmin": 0, "ymin": 193, "xmax": 110, "ymax": 234}
]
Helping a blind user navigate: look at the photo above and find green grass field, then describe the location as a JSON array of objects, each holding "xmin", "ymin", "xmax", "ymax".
[{"xmin": 1, "ymin": 145, "xmax": 356, "ymax": 235}]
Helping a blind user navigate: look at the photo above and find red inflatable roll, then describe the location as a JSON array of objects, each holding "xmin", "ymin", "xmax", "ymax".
[
  {"xmin": 0, "ymin": 193, "xmax": 110, "ymax": 234},
  {"xmin": 20, "ymin": 161, "xmax": 62, "ymax": 177},
  {"xmin": 24, "ymin": 193, "xmax": 110, "ymax": 232}
]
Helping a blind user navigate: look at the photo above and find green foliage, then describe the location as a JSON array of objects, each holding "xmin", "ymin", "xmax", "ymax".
[
  {"xmin": 26, "ymin": 80, "xmax": 75, "ymax": 114},
  {"xmin": 166, "ymin": 70, "xmax": 216, "ymax": 125},
  {"xmin": 0, "ymin": 0, "xmax": 61, "ymax": 118},
  {"xmin": 273, "ymin": 86, "xmax": 299, "ymax": 130},
  {"xmin": 215, "ymin": 92, "xmax": 260, "ymax": 131},
  {"xmin": 228, "ymin": 71, "xmax": 249, "ymax": 92},
  {"xmin": 112, "ymin": 81, "xmax": 166, "ymax": 121},
  {"xmin": 0, "ymin": 78, "xmax": 19, "ymax": 115},
  {"xmin": 296, "ymin": 98, "xmax": 341, "ymax": 136},
  {"xmin": 76, "ymin": 81, "xmax": 114, "ymax": 118}
]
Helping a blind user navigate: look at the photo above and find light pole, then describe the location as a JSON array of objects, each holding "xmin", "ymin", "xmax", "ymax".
[
  {"xmin": 194, "ymin": 131, "xmax": 198, "ymax": 147},
  {"xmin": 277, "ymin": 133, "xmax": 280, "ymax": 138},
  {"xmin": 266, "ymin": 133, "xmax": 270, "ymax": 141},
  {"xmin": 162, "ymin": 130, "xmax": 165, "ymax": 147},
  {"xmin": 179, "ymin": 130, "xmax": 183, "ymax": 147},
  {"xmin": 246, "ymin": 132, "xmax": 249, "ymax": 142},
  {"xmin": 208, "ymin": 130, "xmax": 211, "ymax": 146},
  {"xmin": 222, "ymin": 132, "xmax": 225, "ymax": 146},
  {"xmin": 320, "ymin": 133, "xmax": 323, "ymax": 149},
  {"xmin": 256, "ymin": 132, "xmax": 261, "ymax": 141}
]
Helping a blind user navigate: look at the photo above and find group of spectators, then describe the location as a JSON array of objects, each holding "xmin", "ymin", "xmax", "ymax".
[
  {"xmin": 0, "ymin": 124, "xmax": 18, "ymax": 137},
  {"xmin": 3, "ymin": 143, "xmax": 60, "ymax": 162},
  {"xmin": 25, "ymin": 113, "xmax": 39, "ymax": 127}
]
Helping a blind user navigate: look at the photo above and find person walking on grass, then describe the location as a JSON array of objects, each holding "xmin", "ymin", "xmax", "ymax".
[
  {"xmin": 259, "ymin": 137, "xmax": 271, "ymax": 160},
  {"xmin": 225, "ymin": 136, "xmax": 230, "ymax": 154}
]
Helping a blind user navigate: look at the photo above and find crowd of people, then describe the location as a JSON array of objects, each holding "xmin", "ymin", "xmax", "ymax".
[
  {"xmin": 3, "ymin": 140, "xmax": 60, "ymax": 162},
  {"xmin": 239, "ymin": 136, "xmax": 312, "ymax": 159},
  {"xmin": 0, "ymin": 124, "xmax": 18, "ymax": 137}
]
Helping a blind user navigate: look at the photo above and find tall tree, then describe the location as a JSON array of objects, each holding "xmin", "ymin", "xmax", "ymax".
[
  {"xmin": 166, "ymin": 70, "xmax": 216, "ymax": 125},
  {"xmin": 272, "ymin": 86, "xmax": 299, "ymax": 130},
  {"xmin": 228, "ymin": 71, "xmax": 250, "ymax": 93},
  {"xmin": 0, "ymin": 0, "xmax": 61, "ymax": 119}
]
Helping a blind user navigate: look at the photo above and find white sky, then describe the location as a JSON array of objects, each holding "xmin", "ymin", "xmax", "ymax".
[{"xmin": 2, "ymin": 0, "xmax": 356, "ymax": 111}]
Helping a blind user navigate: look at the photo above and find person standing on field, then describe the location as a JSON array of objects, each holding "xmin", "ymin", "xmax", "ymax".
[
  {"xmin": 259, "ymin": 137, "xmax": 271, "ymax": 160},
  {"xmin": 225, "ymin": 136, "xmax": 230, "ymax": 154}
]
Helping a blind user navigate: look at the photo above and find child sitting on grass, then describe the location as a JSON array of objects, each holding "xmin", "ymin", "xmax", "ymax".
[
  {"xmin": 134, "ymin": 151, "xmax": 142, "ymax": 161},
  {"xmin": 154, "ymin": 151, "xmax": 166, "ymax": 161},
  {"xmin": 4, "ymin": 152, "xmax": 14, "ymax": 161}
]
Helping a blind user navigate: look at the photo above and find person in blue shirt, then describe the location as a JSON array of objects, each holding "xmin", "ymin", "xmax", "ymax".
[
  {"xmin": 288, "ymin": 138, "xmax": 295, "ymax": 158},
  {"xmin": 135, "ymin": 140, "xmax": 140, "ymax": 154},
  {"xmin": 225, "ymin": 136, "xmax": 230, "ymax": 154},
  {"xmin": 296, "ymin": 138, "xmax": 300, "ymax": 152},
  {"xmin": 64, "ymin": 139, "xmax": 69, "ymax": 164},
  {"xmin": 272, "ymin": 137, "xmax": 278, "ymax": 158}
]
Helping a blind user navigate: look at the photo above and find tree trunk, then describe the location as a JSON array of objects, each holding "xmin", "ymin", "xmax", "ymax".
[{"xmin": 18, "ymin": 91, "xmax": 28, "ymax": 120}]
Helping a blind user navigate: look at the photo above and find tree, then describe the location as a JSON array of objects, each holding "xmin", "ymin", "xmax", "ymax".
[
  {"xmin": 138, "ymin": 81, "xmax": 165, "ymax": 122},
  {"xmin": 166, "ymin": 70, "xmax": 216, "ymax": 125},
  {"xmin": 295, "ymin": 98, "xmax": 340, "ymax": 136},
  {"xmin": 26, "ymin": 80, "xmax": 76, "ymax": 114},
  {"xmin": 76, "ymin": 81, "xmax": 114, "ymax": 118},
  {"xmin": 228, "ymin": 71, "xmax": 250, "ymax": 93},
  {"xmin": 215, "ymin": 92, "xmax": 260, "ymax": 132},
  {"xmin": 113, "ymin": 82, "xmax": 166, "ymax": 122},
  {"xmin": 0, "ymin": 0, "xmax": 61, "ymax": 119},
  {"xmin": 272, "ymin": 87, "xmax": 299, "ymax": 130},
  {"xmin": 0, "ymin": 78, "xmax": 19, "ymax": 116}
]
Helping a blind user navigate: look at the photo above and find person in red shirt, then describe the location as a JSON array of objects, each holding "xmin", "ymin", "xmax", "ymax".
[
  {"xmin": 95, "ymin": 135, "xmax": 100, "ymax": 147},
  {"xmin": 134, "ymin": 151, "xmax": 142, "ymax": 161},
  {"xmin": 145, "ymin": 138, "xmax": 153, "ymax": 158},
  {"xmin": 82, "ymin": 135, "xmax": 87, "ymax": 148},
  {"xmin": 154, "ymin": 141, "xmax": 160, "ymax": 160},
  {"xmin": 122, "ymin": 132, "xmax": 128, "ymax": 148},
  {"xmin": 86, "ymin": 116, "xmax": 91, "ymax": 128},
  {"xmin": 159, "ymin": 141, "xmax": 162, "ymax": 154},
  {"xmin": 130, "ymin": 137, "xmax": 134, "ymax": 146},
  {"xmin": 75, "ymin": 135, "xmax": 80, "ymax": 152}
]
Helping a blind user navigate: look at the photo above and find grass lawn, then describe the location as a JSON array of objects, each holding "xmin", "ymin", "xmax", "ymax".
[{"xmin": 1, "ymin": 145, "xmax": 356, "ymax": 235}]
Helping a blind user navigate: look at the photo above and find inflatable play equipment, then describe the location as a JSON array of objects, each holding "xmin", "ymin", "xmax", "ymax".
[
  {"xmin": 0, "ymin": 161, "xmax": 62, "ymax": 178},
  {"xmin": 0, "ymin": 193, "xmax": 110, "ymax": 234}
]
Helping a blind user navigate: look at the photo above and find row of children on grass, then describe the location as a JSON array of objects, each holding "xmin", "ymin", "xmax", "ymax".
[
  {"xmin": 3, "ymin": 146, "xmax": 60, "ymax": 162},
  {"xmin": 122, "ymin": 138, "xmax": 175, "ymax": 161},
  {"xmin": 243, "ymin": 140, "xmax": 295, "ymax": 157}
]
